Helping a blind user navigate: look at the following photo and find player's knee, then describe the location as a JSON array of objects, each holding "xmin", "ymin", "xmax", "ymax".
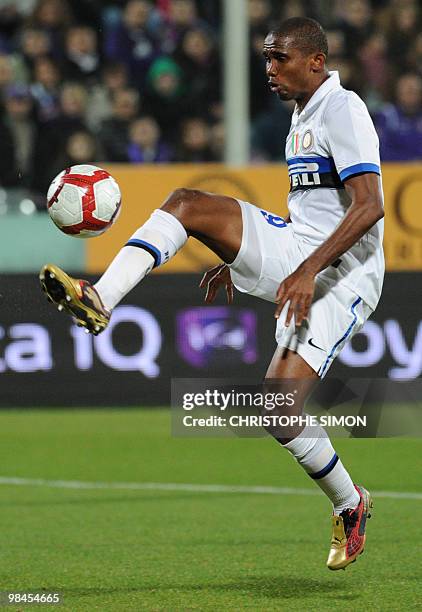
[{"xmin": 162, "ymin": 188, "xmax": 204, "ymax": 222}]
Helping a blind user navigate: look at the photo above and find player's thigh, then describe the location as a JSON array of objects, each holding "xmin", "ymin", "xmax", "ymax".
[
  {"xmin": 228, "ymin": 200, "xmax": 301, "ymax": 301},
  {"xmin": 162, "ymin": 189, "xmax": 242, "ymax": 264},
  {"xmin": 275, "ymin": 280, "xmax": 372, "ymax": 378}
]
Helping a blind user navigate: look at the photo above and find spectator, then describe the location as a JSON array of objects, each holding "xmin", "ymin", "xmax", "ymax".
[
  {"xmin": 196, "ymin": 0, "xmax": 220, "ymax": 29},
  {"xmin": 337, "ymin": 0, "xmax": 374, "ymax": 59},
  {"xmin": 279, "ymin": 0, "xmax": 306, "ymax": 21},
  {"xmin": 176, "ymin": 27, "xmax": 220, "ymax": 116},
  {"xmin": 98, "ymin": 87, "xmax": 140, "ymax": 161},
  {"xmin": 248, "ymin": 0, "xmax": 273, "ymax": 29},
  {"xmin": 251, "ymin": 97, "xmax": 293, "ymax": 161},
  {"xmin": 405, "ymin": 32, "xmax": 422, "ymax": 78},
  {"xmin": 127, "ymin": 116, "xmax": 172, "ymax": 163},
  {"xmin": 3, "ymin": 0, "xmax": 37, "ymax": 16},
  {"xmin": 58, "ymin": 129, "xmax": 100, "ymax": 169},
  {"xmin": 0, "ymin": 54, "xmax": 16, "ymax": 93},
  {"xmin": 62, "ymin": 25, "xmax": 101, "ymax": 85},
  {"xmin": 325, "ymin": 29, "xmax": 346, "ymax": 59},
  {"xmin": 156, "ymin": 0, "xmax": 171, "ymax": 18},
  {"xmin": 375, "ymin": 73, "xmax": 422, "ymax": 161},
  {"xmin": 37, "ymin": 129, "xmax": 101, "ymax": 194},
  {"xmin": 249, "ymin": 26, "xmax": 272, "ymax": 118},
  {"xmin": 40, "ymin": 127, "xmax": 101, "ymax": 194},
  {"xmin": 175, "ymin": 117, "xmax": 215, "ymax": 162},
  {"xmin": 358, "ymin": 33, "xmax": 389, "ymax": 108},
  {"xmin": 0, "ymin": 83, "xmax": 39, "ymax": 187},
  {"xmin": 104, "ymin": 0, "xmax": 158, "ymax": 87},
  {"xmin": 86, "ymin": 61, "xmax": 130, "ymax": 131},
  {"xmin": 332, "ymin": 57, "xmax": 363, "ymax": 95},
  {"xmin": 30, "ymin": 55, "xmax": 61, "ymax": 122},
  {"xmin": 169, "ymin": 0, "xmax": 198, "ymax": 28},
  {"xmin": 160, "ymin": 0, "xmax": 204, "ymax": 55},
  {"xmin": 66, "ymin": 0, "xmax": 102, "ymax": 25},
  {"xmin": 0, "ymin": 2, "xmax": 34, "ymax": 52},
  {"xmin": 28, "ymin": 0, "xmax": 74, "ymax": 59},
  {"xmin": 386, "ymin": 2, "xmax": 420, "ymax": 74},
  {"xmin": 33, "ymin": 81, "xmax": 88, "ymax": 191},
  {"xmin": 56, "ymin": 81, "xmax": 89, "ymax": 127},
  {"xmin": 143, "ymin": 56, "xmax": 187, "ymax": 144},
  {"xmin": 20, "ymin": 26, "xmax": 51, "ymax": 76}
]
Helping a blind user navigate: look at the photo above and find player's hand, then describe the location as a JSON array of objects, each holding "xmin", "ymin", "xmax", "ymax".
[
  {"xmin": 199, "ymin": 264, "xmax": 234, "ymax": 304},
  {"xmin": 274, "ymin": 266, "xmax": 316, "ymax": 327}
]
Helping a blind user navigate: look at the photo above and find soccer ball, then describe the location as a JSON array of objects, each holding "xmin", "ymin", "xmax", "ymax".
[{"xmin": 47, "ymin": 165, "xmax": 121, "ymax": 238}]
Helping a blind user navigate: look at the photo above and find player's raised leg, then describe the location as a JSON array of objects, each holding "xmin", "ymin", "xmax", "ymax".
[
  {"xmin": 264, "ymin": 348, "xmax": 373, "ymax": 571},
  {"xmin": 40, "ymin": 189, "xmax": 242, "ymax": 334}
]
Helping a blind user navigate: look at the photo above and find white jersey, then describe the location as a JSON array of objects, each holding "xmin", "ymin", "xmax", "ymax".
[{"xmin": 285, "ymin": 71, "xmax": 384, "ymax": 310}]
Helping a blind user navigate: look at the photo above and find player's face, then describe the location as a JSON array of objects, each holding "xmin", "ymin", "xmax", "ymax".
[{"xmin": 263, "ymin": 33, "xmax": 317, "ymax": 102}]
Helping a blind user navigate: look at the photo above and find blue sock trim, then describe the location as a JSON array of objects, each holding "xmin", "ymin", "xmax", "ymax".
[
  {"xmin": 125, "ymin": 239, "xmax": 161, "ymax": 268},
  {"xmin": 309, "ymin": 453, "xmax": 339, "ymax": 480}
]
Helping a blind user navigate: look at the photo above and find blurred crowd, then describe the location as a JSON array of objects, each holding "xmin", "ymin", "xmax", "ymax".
[{"xmin": 0, "ymin": 0, "xmax": 420, "ymax": 200}]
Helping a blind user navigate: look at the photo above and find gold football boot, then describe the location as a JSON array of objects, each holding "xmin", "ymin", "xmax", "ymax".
[
  {"xmin": 39, "ymin": 264, "xmax": 110, "ymax": 335},
  {"xmin": 327, "ymin": 485, "xmax": 373, "ymax": 571}
]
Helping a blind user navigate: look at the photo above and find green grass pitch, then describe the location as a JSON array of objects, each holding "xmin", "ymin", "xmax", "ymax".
[{"xmin": 0, "ymin": 408, "xmax": 420, "ymax": 611}]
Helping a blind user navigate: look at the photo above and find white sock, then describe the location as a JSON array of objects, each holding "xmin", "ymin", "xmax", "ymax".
[
  {"xmin": 283, "ymin": 424, "xmax": 360, "ymax": 514},
  {"xmin": 94, "ymin": 209, "xmax": 187, "ymax": 310}
]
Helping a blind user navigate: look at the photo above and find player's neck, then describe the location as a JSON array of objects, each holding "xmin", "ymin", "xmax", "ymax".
[{"xmin": 296, "ymin": 71, "xmax": 330, "ymax": 113}]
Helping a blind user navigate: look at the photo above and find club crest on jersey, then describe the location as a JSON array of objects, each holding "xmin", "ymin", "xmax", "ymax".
[{"xmin": 302, "ymin": 130, "xmax": 313, "ymax": 151}]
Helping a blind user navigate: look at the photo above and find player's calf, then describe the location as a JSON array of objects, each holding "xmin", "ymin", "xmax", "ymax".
[{"xmin": 93, "ymin": 208, "xmax": 188, "ymax": 311}]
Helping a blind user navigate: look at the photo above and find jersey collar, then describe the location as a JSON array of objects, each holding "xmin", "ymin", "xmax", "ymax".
[{"xmin": 292, "ymin": 71, "xmax": 341, "ymax": 124}]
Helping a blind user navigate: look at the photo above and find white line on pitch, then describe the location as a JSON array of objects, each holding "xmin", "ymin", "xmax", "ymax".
[{"xmin": 0, "ymin": 477, "xmax": 421, "ymax": 500}]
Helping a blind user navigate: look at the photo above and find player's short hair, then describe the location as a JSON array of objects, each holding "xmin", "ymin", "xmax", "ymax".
[{"xmin": 271, "ymin": 17, "xmax": 328, "ymax": 57}]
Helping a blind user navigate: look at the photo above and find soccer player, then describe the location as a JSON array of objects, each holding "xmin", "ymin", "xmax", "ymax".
[{"xmin": 40, "ymin": 17, "xmax": 382, "ymax": 570}]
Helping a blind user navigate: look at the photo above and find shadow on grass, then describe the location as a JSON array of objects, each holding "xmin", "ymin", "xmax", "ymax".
[
  {"xmin": 202, "ymin": 576, "xmax": 359, "ymax": 601},
  {"xmin": 37, "ymin": 575, "xmax": 359, "ymax": 602}
]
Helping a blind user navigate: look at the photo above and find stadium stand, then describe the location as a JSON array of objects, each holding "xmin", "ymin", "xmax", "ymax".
[{"xmin": 0, "ymin": 0, "xmax": 420, "ymax": 205}]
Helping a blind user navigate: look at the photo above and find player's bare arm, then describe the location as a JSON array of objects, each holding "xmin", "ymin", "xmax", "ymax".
[{"xmin": 275, "ymin": 172, "xmax": 384, "ymax": 326}]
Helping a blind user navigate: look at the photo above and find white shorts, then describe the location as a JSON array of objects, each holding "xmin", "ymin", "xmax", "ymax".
[{"xmin": 228, "ymin": 200, "xmax": 373, "ymax": 377}]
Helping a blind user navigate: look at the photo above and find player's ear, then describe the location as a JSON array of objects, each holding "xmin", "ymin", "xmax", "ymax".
[{"xmin": 310, "ymin": 53, "xmax": 326, "ymax": 72}]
